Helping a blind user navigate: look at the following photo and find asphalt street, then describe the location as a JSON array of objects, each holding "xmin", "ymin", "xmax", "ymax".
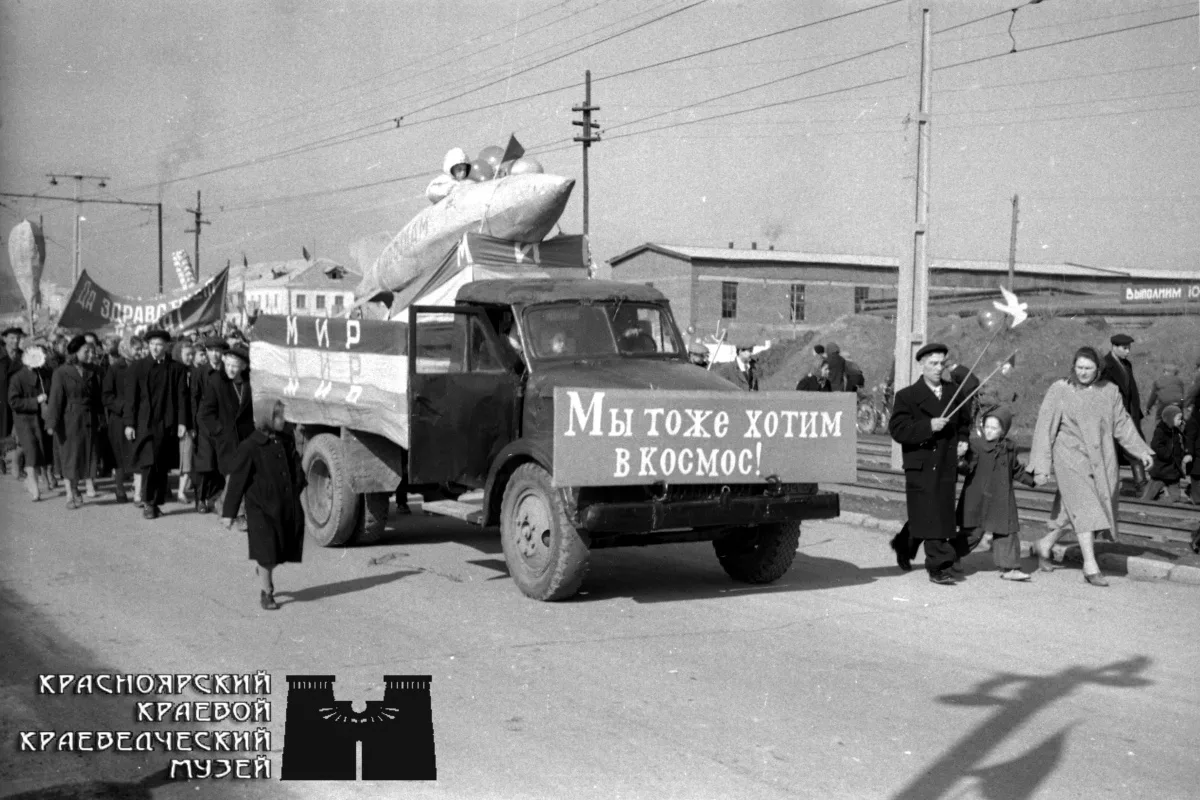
[{"xmin": 1, "ymin": 476, "xmax": 1198, "ymax": 800}]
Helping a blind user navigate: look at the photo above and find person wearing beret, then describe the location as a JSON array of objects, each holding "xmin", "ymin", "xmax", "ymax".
[
  {"xmin": 1100, "ymin": 333, "xmax": 1148, "ymax": 491},
  {"xmin": 887, "ymin": 342, "xmax": 973, "ymax": 585},
  {"xmin": 46, "ymin": 335, "xmax": 103, "ymax": 508},
  {"xmin": 123, "ymin": 329, "xmax": 191, "ymax": 519},
  {"xmin": 190, "ymin": 338, "xmax": 226, "ymax": 512},
  {"xmin": 198, "ymin": 344, "xmax": 254, "ymax": 496},
  {"xmin": 714, "ymin": 344, "xmax": 759, "ymax": 391},
  {"xmin": 1, "ymin": 326, "xmax": 25, "ymax": 476}
]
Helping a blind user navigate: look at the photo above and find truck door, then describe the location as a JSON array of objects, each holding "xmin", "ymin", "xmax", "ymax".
[{"xmin": 408, "ymin": 305, "xmax": 521, "ymax": 487}]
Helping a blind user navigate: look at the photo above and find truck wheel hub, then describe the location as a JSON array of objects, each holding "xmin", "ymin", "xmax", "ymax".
[{"xmin": 514, "ymin": 494, "xmax": 551, "ymax": 565}]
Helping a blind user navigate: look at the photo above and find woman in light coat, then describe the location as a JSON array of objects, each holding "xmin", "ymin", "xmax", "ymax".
[{"xmin": 1028, "ymin": 346, "xmax": 1154, "ymax": 586}]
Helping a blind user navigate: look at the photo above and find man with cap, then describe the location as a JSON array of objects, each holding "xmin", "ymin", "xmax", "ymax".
[
  {"xmin": 124, "ymin": 329, "xmax": 191, "ymax": 519},
  {"xmin": 198, "ymin": 343, "xmax": 254, "ymax": 494},
  {"xmin": 714, "ymin": 344, "xmax": 758, "ymax": 391},
  {"xmin": 191, "ymin": 336, "xmax": 228, "ymax": 512},
  {"xmin": 1101, "ymin": 333, "xmax": 1148, "ymax": 490},
  {"xmin": 887, "ymin": 342, "xmax": 973, "ymax": 585},
  {"xmin": 1, "ymin": 326, "xmax": 24, "ymax": 476}
]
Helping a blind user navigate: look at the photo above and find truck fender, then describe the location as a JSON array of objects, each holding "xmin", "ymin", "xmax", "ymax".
[{"xmin": 483, "ymin": 439, "xmax": 552, "ymax": 527}]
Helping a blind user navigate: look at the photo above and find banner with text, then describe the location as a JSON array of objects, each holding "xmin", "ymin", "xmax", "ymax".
[
  {"xmin": 1120, "ymin": 283, "xmax": 1200, "ymax": 304},
  {"xmin": 58, "ymin": 270, "xmax": 216, "ymax": 334},
  {"xmin": 552, "ymin": 388, "xmax": 857, "ymax": 487}
]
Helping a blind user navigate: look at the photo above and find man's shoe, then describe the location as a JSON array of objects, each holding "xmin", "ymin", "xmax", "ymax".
[
  {"xmin": 928, "ymin": 570, "xmax": 957, "ymax": 586},
  {"xmin": 889, "ymin": 532, "xmax": 913, "ymax": 572},
  {"xmin": 114, "ymin": 491, "xmax": 129, "ymax": 504},
  {"xmin": 948, "ymin": 563, "xmax": 967, "ymax": 581},
  {"xmin": 143, "ymin": 505, "xmax": 161, "ymax": 520}
]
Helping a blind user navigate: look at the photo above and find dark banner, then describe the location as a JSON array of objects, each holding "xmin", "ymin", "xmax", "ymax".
[
  {"xmin": 59, "ymin": 270, "xmax": 201, "ymax": 333},
  {"xmin": 1121, "ymin": 283, "xmax": 1200, "ymax": 304},
  {"xmin": 156, "ymin": 267, "xmax": 229, "ymax": 332}
]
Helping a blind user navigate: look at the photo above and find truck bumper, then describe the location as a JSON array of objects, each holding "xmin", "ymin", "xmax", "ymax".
[{"xmin": 577, "ymin": 491, "xmax": 840, "ymax": 534}]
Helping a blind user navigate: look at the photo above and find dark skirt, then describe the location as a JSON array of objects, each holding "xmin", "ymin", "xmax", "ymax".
[{"xmin": 12, "ymin": 413, "xmax": 52, "ymax": 468}]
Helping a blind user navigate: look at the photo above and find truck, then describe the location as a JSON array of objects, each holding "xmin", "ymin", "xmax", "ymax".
[{"xmin": 251, "ymin": 274, "xmax": 850, "ymax": 601}]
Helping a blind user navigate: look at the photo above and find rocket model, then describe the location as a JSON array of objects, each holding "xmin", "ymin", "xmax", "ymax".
[{"xmin": 357, "ymin": 172, "xmax": 575, "ymax": 304}]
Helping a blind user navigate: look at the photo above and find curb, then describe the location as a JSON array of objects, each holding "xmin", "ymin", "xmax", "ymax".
[{"xmin": 833, "ymin": 511, "xmax": 1200, "ymax": 587}]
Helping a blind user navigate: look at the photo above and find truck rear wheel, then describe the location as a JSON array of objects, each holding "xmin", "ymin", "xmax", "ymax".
[
  {"xmin": 500, "ymin": 464, "xmax": 589, "ymax": 601},
  {"xmin": 302, "ymin": 433, "xmax": 360, "ymax": 547},
  {"xmin": 713, "ymin": 522, "xmax": 802, "ymax": 584}
]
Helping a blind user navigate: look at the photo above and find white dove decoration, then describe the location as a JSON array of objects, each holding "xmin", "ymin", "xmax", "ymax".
[{"xmin": 993, "ymin": 285, "xmax": 1028, "ymax": 327}]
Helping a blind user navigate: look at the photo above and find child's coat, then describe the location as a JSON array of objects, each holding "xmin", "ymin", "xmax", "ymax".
[{"xmin": 957, "ymin": 434, "xmax": 1034, "ymax": 535}]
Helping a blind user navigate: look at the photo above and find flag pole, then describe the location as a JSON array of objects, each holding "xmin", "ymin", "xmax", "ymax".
[
  {"xmin": 941, "ymin": 324, "xmax": 1004, "ymax": 415},
  {"xmin": 944, "ymin": 350, "xmax": 1019, "ymax": 420}
]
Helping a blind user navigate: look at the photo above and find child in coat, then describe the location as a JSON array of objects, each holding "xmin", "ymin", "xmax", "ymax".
[
  {"xmin": 222, "ymin": 399, "xmax": 307, "ymax": 611},
  {"xmin": 1140, "ymin": 404, "xmax": 1186, "ymax": 503},
  {"xmin": 955, "ymin": 406, "xmax": 1036, "ymax": 581}
]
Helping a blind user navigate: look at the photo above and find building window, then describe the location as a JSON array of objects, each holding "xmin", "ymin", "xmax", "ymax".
[
  {"xmin": 721, "ymin": 281, "xmax": 738, "ymax": 319},
  {"xmin": 316, "ymin": 295, "xmax": 326, "ymax": 310},
  {"xmin": 854, "ymin": 286, "xmax": 869, "ymax": 313},
  {"xmin": 789, "ymin": 283, "xmax": 805, "ymax": 322},
  {"xmin": 333, "ymin": 294, "xmax": 345, "ymax": 311},
  {"xmin": 295, "ymin": 293, "xmax": 306, "ymax": 310}
]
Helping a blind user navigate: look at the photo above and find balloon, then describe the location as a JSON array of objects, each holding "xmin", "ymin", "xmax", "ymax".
[
  {"xmin": 686, "ymin": 325, "xmax": 695, "ymax": 335},
  {"xmin": 508, "ymin": 157, "xmax": 544, "ymax": 175},
  {"xmin": 977, "ymin": 308, "xmax": 1004, "ymax": 333},
  {"xmin": 478, "ymin": 145, "xmax": 505, "ymax": 169},
  {"xmin": 468, "ymin": 158, "xmax": 494, "ymax": 182}
]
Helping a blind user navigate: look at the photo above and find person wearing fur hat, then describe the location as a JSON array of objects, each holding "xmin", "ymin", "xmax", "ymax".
[
  {"xmin": 955, "ymin": 406, "xmax": 1036, "ymax": 581},
  {"xmin": 7, "ymin": 343, "xmax": 54, "ymax": 500},
  {"xmin": 46, "ymin": 335, "xmax": 103, "ymax": 508},
  {"xmin": 425, "ymin": 147, "xmax": 473, "ymax": 204},
  {"xmin": 1140, "ymin": 405, "xmax": 1187, "ymax": 503},
  {"xmin": 124, "ymin": 329, "xmax": 191, "ymax": 519}
]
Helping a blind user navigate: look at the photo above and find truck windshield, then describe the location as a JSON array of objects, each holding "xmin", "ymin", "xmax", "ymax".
[{"xmin": 524, "ymin": 302, "xmax": 683, "ymax": 359}]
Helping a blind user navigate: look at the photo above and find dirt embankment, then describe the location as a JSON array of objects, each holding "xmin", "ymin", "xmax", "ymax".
[{"xmin": 758, "ymin": 313, "xmax": 1200, "ymax": 439}]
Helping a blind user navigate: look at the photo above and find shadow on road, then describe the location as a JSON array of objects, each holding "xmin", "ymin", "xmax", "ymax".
[
  {"xmin": 890, "ymin": 655, "xmax": 1154, "ymax": 800},
  {"xmin": 275, "ymin": 570, "xmax": 419, "ymax": 605},
  {"xmin": 3, "ymin": 768, "xmax": 173, "ymax": 799}
]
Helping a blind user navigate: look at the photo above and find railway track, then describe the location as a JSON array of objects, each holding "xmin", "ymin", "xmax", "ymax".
[{"xmin": 843, "ymin": 436, "xmax": 1198, "ymax": 546}]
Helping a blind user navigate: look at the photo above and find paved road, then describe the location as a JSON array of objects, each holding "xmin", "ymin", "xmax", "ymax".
[{"xmin": 2, "ymin": 477, "xmax": 1198, "ymax": 800}]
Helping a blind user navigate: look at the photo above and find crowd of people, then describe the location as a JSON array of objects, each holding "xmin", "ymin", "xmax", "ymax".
[{"xmin": 1, "ymin": 324, "xmax": 305, "ymax": 611}]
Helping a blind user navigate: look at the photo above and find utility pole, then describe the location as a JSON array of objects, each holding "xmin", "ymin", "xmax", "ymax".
[
  {"xmin": 572, "ymin": 70, "xmax": 601, "ymax": 236},
  {"xmin": 45, "ymin": 173, "xmax": 108, "ymax": 284},
  {"xmin": 892, "ymin": 1, "xmax": 933, "ymax": 470},
  {"xmin": 185, "ymin": 190, "xmax": 211, "ymax": 281},
  {"xmin": 1007, "ymin": 194, "xmax": 1019, "ymax": 291}
]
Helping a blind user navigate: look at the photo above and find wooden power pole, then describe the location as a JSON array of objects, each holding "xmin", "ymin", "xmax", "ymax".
[
  {"xmin": 185, "ymin": 190, "xmax": 211, "ymax": 281},
  {"xmin": 1007, "ymin": 194, "xmax": 1019, "ymax": 290},
  {"xmin": 892, "ymin": 1, "xmax": 934, "ymax": 470},
  {"xmin": 572, "ymin": 70, "xmax": 601, "ymax": 236}
]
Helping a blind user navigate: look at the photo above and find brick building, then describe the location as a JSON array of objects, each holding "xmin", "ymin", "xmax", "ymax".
[{"xmin": 608, "ymin": 243, "xmax": 1196, "ymax": 341}]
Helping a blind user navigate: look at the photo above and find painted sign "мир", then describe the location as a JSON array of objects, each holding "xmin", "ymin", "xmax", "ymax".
[{"xmin": 552, "ymin": 388, "xmax": 857, "ymax": 487}]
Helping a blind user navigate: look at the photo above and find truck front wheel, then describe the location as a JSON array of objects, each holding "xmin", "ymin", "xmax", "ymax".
[
  {"xmin": 302, "ymin": 433, "xmax": 360, "ymax": 547},
  {"xmin": 713, "ymin": 522, "xmax": 802, "ymax": 584},
  {"xmin": 500, "ymin": 464, "xmax": 590, "ymax": 601}
]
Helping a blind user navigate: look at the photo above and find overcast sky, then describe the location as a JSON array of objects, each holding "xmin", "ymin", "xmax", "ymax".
[{"xmin": 1, "ymin": 0, "xmax": 1197, "ymax": 297}]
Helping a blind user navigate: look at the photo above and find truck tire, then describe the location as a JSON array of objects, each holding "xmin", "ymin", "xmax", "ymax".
[
  {"xmin": 713, "ymin": 522, "xmax": 802, "ymax": 584},
  {"xmin": 302, "ymin": 433, "xmax": 360, "ymax": 547},
  {"xmin": 356, "ymin": 492, "xmax": 391, "ymax": 545},
  {"xmin": 500, "ymin": 463, "xmax": 590, "ymax": 601}
]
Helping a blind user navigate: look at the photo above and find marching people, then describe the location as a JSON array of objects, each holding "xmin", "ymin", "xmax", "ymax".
[
  {"xmin": 1185, "ymin": 400, "xmax": 1200, "ymax": 507},
  {"xmin": 192, "ymin": 337, "xmax": 227, "ymax": 512},
  {"xmin": 954, "ymin": 406, "xmax": 1036, "ymax": 582},
  {"xmin": 45, "ymin": 335, "xmax": 103, "ymax": 509},
  {"xmin": 124, "ymin": 329, "xmax": 190, "ymax": 520},
  {"xmin": 715, "ymin": 344, "xmax": 758, "ymax": 391},
  {"xmin": 101, "ymin": 337, "xmax": 137, "ymax": 503},
  {"xmin": 887, "ymin": 343, "xmax": 972, "ymax": 585},
  {"xmin": 7, "ymin": 343, "xmax": 53, "ymax": 500},
  {"xmin": 175, "ymin": 341, "xmax": 197, "ymax": 504},
  {"xmin": 1029, "ymin": 346, "xmax": 1154, "ymax": 586},
  {"xmin": 795, "ymin": 359, "xmax": 831, "ymax": 392},
  {"xmin": 199, "ymin": 343, "xmax": 255, "ymax": 487},
  {"xmin": 1144, "ymin": 363, "xmax": 1185, "ymax": 427},
  {"xmin": 1100, "ymin": 333, "xmax": 1148, "ymax": 492},
  {"xmin": 222, "ymin": 399, "xmax": 306, "ymax": 611},
  {"xmin": 0, "ymin": 326, "xmax": 23, "ymax": 476},
  {"xmin": 1140, "ymin": 404, "xmax": 1187, "ymax": 503}
]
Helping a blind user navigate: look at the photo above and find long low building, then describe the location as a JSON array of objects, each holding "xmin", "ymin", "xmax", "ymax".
[{"xmin": 607, "ymin": 243, "xmax": 1198, "ymax": 340}]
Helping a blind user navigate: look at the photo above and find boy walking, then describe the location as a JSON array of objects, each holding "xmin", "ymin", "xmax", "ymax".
[{"xmin": 1141, "ymin": 405, "xmax": 1187, "ymax": 503}]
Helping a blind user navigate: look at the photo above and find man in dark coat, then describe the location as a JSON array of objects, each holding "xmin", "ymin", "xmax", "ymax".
[
  {"xmin": 1, "ymin": 326, "xmax": 25, "ymax": 475},
  {"xmin": 795, "ymin": 359, "xmax": 831, "ymax": 392},
  {"xmin": 714, "ymin": 344, "xmax": 758, "ymax": 391},
  {"xmin": 101, "ymin": 338, "xmax": 136, "ymax": 503},
  {"xmin": 124, "ymin": 329, "xmax": 190, "ymax": 519},
  {"xmin": 1101, "ymin": 333, "xmax": 1147, "ymax": 490},
  {"xmin": 198, "ymin": 344, "xmax": 254, "ymax": 478},
  {"xmin": 191, "ymin": 337, "xmax": 227, "ymax": 512},
  {"xmin": 887, "ymin": 342, "xmax": 972, "ymax": 585},
  {"xmin": 1184, "ymin": 400, "xmax": 1200, "ymax": 507}
]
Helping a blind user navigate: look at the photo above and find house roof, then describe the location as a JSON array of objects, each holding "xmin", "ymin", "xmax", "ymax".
[
  {"xmin": 232, "ymin": 257, "xmax": 358, "ymax": 291},
  {"xmin": 287, "ymin": 261, "xmax": 361, "ymax": 289},
  {"xmin": 457, "ymin": 278, "xmax": 666, "ymax": 306},
  {"xmin": 608, "ymin": 243, "xmax": 1196, "ymax": 281}
]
